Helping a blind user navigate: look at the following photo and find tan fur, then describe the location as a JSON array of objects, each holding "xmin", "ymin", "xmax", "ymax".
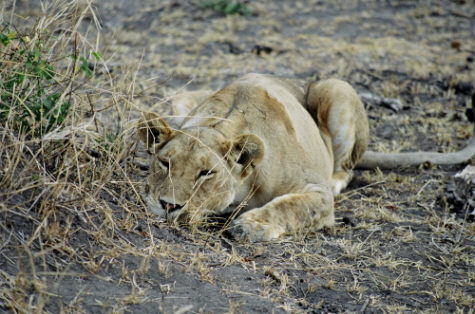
[
  {"xmin": 138, "ymin": 73, "xmax": 368, "ymax": 241},
  {"xmin": 169, "ymin": 91, "xmax": 214, "ymax": 126}
]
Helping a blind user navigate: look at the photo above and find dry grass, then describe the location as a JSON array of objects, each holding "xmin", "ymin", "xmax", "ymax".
[
  {"xmin": 1, "ymin": 0, "xmax": 475, "ymax": 313},
  {"xmin": 0, "ymin": 1, "xmax": 152, "ymax": 312}
]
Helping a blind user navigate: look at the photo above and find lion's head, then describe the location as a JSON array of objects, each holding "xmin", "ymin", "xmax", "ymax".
[{"xmin": 138, "ymin": 112, "xmax": 265, "ymax": 223}]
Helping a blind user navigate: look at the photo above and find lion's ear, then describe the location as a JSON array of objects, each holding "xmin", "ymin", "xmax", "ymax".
[
  {"xmin": 138, "ymin": 112, "xmax": 174, "ymax": 151},
  {"xmin": 231, "ymin": 134, "xmax": 265, "ymax": 172}
]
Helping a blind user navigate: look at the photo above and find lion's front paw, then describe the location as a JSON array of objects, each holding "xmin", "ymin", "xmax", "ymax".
[{"xmin": 228, "ymin": 215, "xmax": 285, "ymax": 242}]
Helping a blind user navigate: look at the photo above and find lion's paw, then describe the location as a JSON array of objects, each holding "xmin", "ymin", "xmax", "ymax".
[{"xmin": 228, "ymin": 215, "xmax": 285, "ymax": 242}]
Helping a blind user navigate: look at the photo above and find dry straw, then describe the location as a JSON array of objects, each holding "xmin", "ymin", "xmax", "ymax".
[{"xmin": 0, "ymin": 1, "xmax": 150, "ymax": 312}]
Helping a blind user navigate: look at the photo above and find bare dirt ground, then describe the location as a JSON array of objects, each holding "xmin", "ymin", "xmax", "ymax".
[{"xmin": 1, "ymin": 0, "xmax": 475, "ymax": 313}]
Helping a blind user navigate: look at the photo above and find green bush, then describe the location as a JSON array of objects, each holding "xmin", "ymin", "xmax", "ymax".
[
  {"xmin": 0, "ymin": 23, "xmax": 101, "ymax": 137},
  {"xmin": 200, "ymin": 0, "xmax": 254, "ymax": 15}
]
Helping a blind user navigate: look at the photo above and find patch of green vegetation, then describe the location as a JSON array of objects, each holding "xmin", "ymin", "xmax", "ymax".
[
  {"xmin": 199, "ymin": 0, "xmax": 253, "ymax": 15},
  {"xmin": 95, "ymin": 132, "xmax": 124, "ymax": 153},
  {"xmin": 0, "ymin": 23, "xmax": 102, "ymax": 137}
]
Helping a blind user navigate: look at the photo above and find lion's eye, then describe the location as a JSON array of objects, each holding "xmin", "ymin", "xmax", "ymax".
[
  {"xmin": 198, "ymin": 170, "xmax": 213, "ymax": 178},
  {"xmin": 159, "ymin": 159, "xmax": 170, "ymax": 170}
]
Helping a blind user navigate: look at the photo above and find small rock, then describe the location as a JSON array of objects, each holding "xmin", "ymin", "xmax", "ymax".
[
  {"xmin": 358, "ymin": 93, "xmax": 404, "ymax": 113},
  {"xmin": 451, "ymin": 40, "xmax": 462, "ymax": 50},
  {"xmin": 445, "ymin": 165, "xmax": 475, "ymax": 222},
  {"xmin": 253, "ymin": 245, "xmax": 266, "ymax": 257},
  {"xmin": 454, "ymin": 82, "xmax": 474, "ymax": 96}
]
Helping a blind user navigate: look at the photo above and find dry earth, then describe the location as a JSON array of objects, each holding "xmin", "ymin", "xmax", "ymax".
[{"xmin": 1, "ymin": 0, "xmax": 475, "ymax": 313}]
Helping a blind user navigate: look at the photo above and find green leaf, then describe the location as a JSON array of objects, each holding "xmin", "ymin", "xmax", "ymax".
[
  {"xmin": 92, "ymin": 51, "xmax": 102, "ymax": 61},
  {"xmin": 34, "ymin": 47, "xmax": 41, "ymax": 60},
  {"xmin": 39, "ymin": 62, "xmax": 55, "ymax": 80},
  {"xmin": 16, "ymin": 73, "xmax": 26, "ymax": 84},
  {"xmin": 80, "ymin": 56, "xmax": 92, "ymax": 77},
  {"xmin": 0, "ymin": 33, "xmax": 9, "ymax": 45},
  {"xmin": 42, "ymin": 97, "xmax": 52, "ymax": 112},
  {"xmin": 7, "ymin": 31, "xmax": 16, "ymax": 40},
  {"xmin": 224, "ymin": 3, "xmax": 238, "ymax": 14},
  {"xmin": 25, "ymin": 60, "xmax": 34, "ymax": 69}
]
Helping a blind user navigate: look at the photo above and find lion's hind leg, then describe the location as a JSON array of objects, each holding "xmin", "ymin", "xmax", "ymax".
[{"xmin": 306, "ymin": 79, "xmax": 369, "ymax": 196}]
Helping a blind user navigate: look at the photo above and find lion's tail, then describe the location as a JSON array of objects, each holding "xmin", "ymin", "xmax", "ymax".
[
  {"xmin": 356, "ymin": 94, "xmax": 475, "ymax": 170},
  {"xmin": 356, "ymin": 139, "xmax": 475, "ymax": 169}
]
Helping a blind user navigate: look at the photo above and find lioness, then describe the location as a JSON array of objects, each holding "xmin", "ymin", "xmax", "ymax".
[{"xmin": 138, "ymin": 73, "xmax": 475, "ymax": 241}]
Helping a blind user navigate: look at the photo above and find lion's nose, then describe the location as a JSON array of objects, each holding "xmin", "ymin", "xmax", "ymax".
[{"xmin": 160, "ymin": 199, "xmax": 183, "ymax": 213}]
